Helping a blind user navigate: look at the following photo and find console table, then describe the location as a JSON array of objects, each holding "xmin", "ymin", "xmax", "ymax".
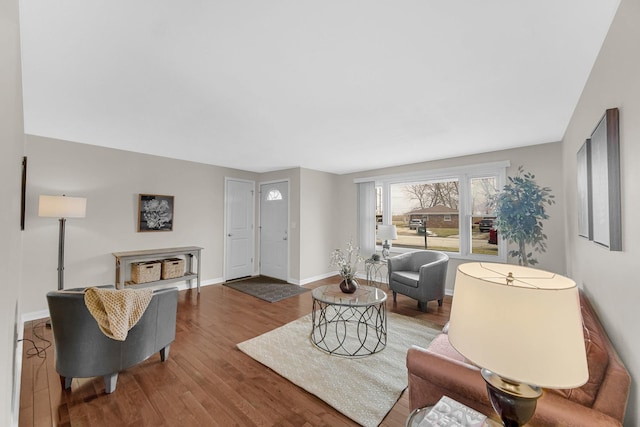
[{"xmin": 113, "ymin": 246, "xmax": 202, "ymax": 292}]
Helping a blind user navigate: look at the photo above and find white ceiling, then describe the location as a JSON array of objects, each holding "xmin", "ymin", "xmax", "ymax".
[{"xmin": 19, "ymin": 1, "xmax": 620, "ymax": 174}]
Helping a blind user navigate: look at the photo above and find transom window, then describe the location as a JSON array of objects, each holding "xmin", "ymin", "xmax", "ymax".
[{"xmin": 266, "ymin": 189, "xmax": 283, "ymax": 201}]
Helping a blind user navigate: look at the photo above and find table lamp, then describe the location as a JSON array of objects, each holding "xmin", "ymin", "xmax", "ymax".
[
  {"xmin": 39, "ymin": 195, "xmax": 87, "ymax": 290},
  {"xmin": 377, "ymin": 224, "xmax": 397, "ymax": 259},
  {"xmin": 447, "ymin": 262, "xmax": 588, "ymax": 426}
]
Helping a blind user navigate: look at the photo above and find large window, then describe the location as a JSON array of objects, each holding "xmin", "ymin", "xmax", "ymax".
[
  {"xmin": 364, "ymin": 162, "xmax": 508, "ymax": 261},
  {"xmin": 380, "ymin": 179, "xmax": 461, "ymax": 252}
]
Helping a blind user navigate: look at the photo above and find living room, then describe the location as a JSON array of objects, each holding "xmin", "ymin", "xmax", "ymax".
[{"xmin": 2, "ymin": 1, "xmax": 639, "ymax": 426}]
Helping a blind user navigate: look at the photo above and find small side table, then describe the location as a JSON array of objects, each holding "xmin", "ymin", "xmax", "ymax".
[{"xmin": 365, "ymin": 258, "xmax": 388, "ymax": 289}]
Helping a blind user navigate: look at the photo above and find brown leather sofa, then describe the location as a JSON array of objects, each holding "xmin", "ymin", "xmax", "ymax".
[{"xmin": 406, "ymin": 292, "xmax": 630, "ymax": 426}]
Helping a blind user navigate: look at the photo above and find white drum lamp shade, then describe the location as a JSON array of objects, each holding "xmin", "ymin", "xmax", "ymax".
[
  {"xmin": 376, "ymin": 224, "xmax": 398, "ymax": 241},
  {"xmin": 38, "ymin": 195, "xmax": 87, "ymax": 218}
]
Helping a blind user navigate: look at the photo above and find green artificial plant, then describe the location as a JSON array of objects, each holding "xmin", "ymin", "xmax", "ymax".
[{"xmin": 493, "ymin": 166, "xmax": 555, "ymax": 266}]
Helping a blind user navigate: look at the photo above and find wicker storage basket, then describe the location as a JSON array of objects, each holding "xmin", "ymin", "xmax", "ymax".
[
  {"xmin": 131, "ymin": 261, "xmax": 161, "ymax": 284},
  {"xmin": 161, "ymin": 258, "xmax": 185, "ymax": 280}
]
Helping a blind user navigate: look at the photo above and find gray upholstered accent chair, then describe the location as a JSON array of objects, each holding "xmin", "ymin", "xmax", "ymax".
[
  {"xmin": 46, "ymin": 286, "xmax": 178, "ymax": 394},
  {"xmin": 387, "ymin": 250, "xmax": 449, "ymax": 312}
]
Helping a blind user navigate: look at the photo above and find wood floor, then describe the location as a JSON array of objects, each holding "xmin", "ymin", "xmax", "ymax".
[{"xmin": 19, "ymin": 277, "xmax": 452, "ymax": 427}]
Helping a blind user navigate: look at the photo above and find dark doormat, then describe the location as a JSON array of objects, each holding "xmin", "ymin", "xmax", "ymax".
[{"xmin": 223, "ymin": 276, "xmax": 310, "ymax": 303}]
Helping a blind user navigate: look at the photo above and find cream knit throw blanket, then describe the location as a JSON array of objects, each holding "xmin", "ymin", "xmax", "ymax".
[{"xmin": 84, "ymin": 287, "xmax": 154, "ymax": 341}]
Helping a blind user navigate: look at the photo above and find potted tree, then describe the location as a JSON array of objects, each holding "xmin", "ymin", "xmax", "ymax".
[{"xmin": 493, "ymin": 166, "xmax": 555, "ymax": 266}]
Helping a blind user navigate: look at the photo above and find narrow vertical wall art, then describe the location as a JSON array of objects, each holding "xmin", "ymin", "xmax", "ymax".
[
  {"xmin": 21, "ymin": 156, "xmax": 27, "ymax": 230},
  {"xmin": 576, "ymin": 140, "xmax": 592, "ymax": 239},
  {"xmin": 588, "ymin": 108, "xmax": 621, "ymax": 251}
]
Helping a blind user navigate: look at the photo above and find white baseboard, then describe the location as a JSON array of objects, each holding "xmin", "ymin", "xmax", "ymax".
[
  {"xmin": 11, "ymin": 339, "xmax": 22, "ymax": 427},
  {"xmin": 171, "ymin": 277, "xmax": 222, "ymax": 292},
  {"xmin": 12, "ymin": 302, "xmax": 22, "ymax": 427},
  {"xmin": 297, "ymin": 271, "xmax": 336, "ymax": 286},
  {"xmin": 21, "ymin": 309, "xmax": 49, "ymax": 323}
]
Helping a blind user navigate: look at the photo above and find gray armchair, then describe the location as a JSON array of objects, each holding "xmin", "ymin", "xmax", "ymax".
[
  {"xmin": 387, "ymin": 250, "xmax": 449, "ymax": 312},
  {"xmin": 46, "ymin": 286, "xmax": 178, "ymax": 394}
]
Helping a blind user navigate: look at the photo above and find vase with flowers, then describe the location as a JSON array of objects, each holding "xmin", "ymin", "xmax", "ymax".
[{"xmin": 329, "ymin": 240, "xmax": 364, "ymax": 293}]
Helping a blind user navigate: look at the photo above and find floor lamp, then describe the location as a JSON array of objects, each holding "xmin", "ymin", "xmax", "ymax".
[
  {"xmin": 38, "ymin": 195, "xmax": 87, "ymax": 290},
  {"xmin": 447, "ymin": 262, "xmax": 588, "ymax": 426}
]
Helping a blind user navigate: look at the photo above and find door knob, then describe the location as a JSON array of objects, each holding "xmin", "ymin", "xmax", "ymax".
[{"xmin": 228, "ymin": 233, "xmax": 232, "ymax": 237}]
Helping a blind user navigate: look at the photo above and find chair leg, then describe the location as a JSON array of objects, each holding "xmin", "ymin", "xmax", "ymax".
[
  {"xmin": 104, "ymin": 373, "xmax": 118, "ymax": 394},
  {"xmin": 392, "ymin": 291, "xmax": 397, "ymax": 302},
  {"xmin": 438, "ymin": 299, "xmax": 443, "ymax": 307},
  {"xmin": 418, "ymin": 301, "xmax": 427, "ymax": 312},
  {"xmin": 62, "ymin": 376, "xmax": 72, "ymax": 390},
  {"xmin": 160, "ymin": 344, "xmax": 171, "ymax": 362}
]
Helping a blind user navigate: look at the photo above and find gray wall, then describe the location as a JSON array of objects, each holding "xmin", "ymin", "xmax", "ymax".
[
  {"xmin": 299, "ymin": 168, "xmax": 340, "ymax": 282},
  {"xmin": 21, "ymin": 137, "xmax": 566, "ymax": 310},
  {"xmin": 562, "ymin": 0, "xmax": 639, "ymax": 424},
  {"xmin": 336, "ymin": 142, "xmax": 566, "ymax": 291},
  {"xmin": 20, "ymin": 141, "xmax": 344, "ymax": 313},
  {"xmin": 0, "ymin": 0, "xmax": 24, "ymax": 423},
  {"xmin": 22, "ymin": 136, "xmax": 257, "ymax": 314}
]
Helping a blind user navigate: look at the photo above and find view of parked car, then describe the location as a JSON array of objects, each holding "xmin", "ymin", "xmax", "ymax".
[
  {"xmin": 478, "ymin": 218, "xmax": 494, "ymax": 232},
  {"xmin": 408, "ymin": 219, "xmax": 423, "ymax": 230},
  {"xmin": 488, "ymin": 228, "xmax": 498, "ymax": 244}
]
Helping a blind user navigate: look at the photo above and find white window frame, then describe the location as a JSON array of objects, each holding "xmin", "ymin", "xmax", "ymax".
[{"xmin": 355, "ymin": 161, "xmax": 509, "ymax": 262}]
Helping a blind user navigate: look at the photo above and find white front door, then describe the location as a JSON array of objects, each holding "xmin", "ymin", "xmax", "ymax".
[
  {"xmin": 260, "ymin": 181, "xmax": 289, "ymax": 281},
  {"xmin": 225, "ymin": 178, "xmax": 255, "ymax": 281}
]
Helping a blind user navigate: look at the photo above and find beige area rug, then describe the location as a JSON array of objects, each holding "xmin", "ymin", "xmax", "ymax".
[{"xmin": 237, "ymin": 312, "xmax": 441, "ymax": 427}]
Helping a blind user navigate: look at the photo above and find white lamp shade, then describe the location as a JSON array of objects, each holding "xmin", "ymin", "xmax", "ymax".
[
  {"xmin": 447, "ymin": 262, "xmax": 588, "ymax": 389},
  {"xmin": 38, "ymin": 195, "xmax": 87, "ymax": 218},
  {"xmin": 377, "ymin": 224, "xmax": 398, "ymax": 241}
]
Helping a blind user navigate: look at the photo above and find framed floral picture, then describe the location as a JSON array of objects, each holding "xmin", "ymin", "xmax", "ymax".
[{"xmin": 138, "ymin": 194, "xmax": 174, "ymax": 232}]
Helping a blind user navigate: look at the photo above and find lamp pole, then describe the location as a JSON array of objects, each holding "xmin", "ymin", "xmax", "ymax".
[
  {"xmin": 38, "ymin": 194, "xmax": 87, "ymax": 291},
  {"xmin": 57, "ymin": 218, "xmax": 66, "ymax": 290}
]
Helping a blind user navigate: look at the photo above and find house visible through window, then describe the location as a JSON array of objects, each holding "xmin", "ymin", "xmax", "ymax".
[{"xmin": 383, "ymin": 179, "xmax": 461, "ymax": 252}]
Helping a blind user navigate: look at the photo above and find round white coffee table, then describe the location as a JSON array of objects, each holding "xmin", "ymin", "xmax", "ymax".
[{"xmin": 310, "ymin": 284, "xmax": 387, "ymax": 357}]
